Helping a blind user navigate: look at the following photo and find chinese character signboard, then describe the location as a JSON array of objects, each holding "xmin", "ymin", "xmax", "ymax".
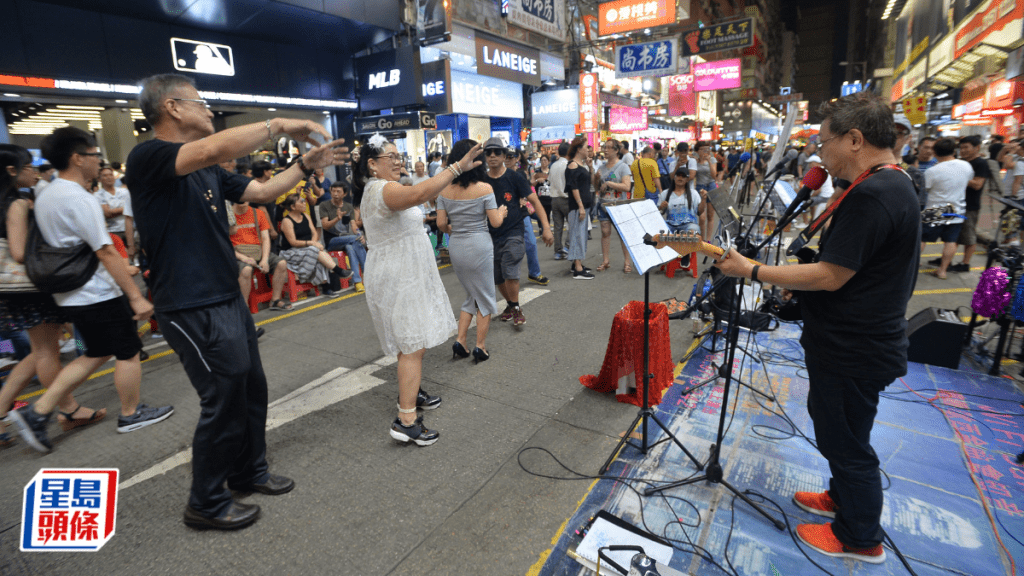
[
  {"xmin": 681, "ymin": 18, "xmax": 753, "ymax": 57},
  {"xmin": 599, "ymin": 0, "xmax": 676, "ymax": 36},
  {"xmin": 902, "ymin": 96, "xmax": 927, "ymax": 125},
  {"xmin": 693, "ymin": 58, "xmax": 741, "ymax": 92},
  {"xmin": 609, "ymin": 106, "xmax": 648, "ymax": 132},
  {"xmin": 579, "ymin": 73, "xmax": 601, "ymax": 132},
  {"xmin": 22, "ymin": 469, "xmax": 118, "ymax": 551},
  {"xmin": 668, "ymin": 74, "xmax": 696, "ymax": 116},
  {"xmin": 615, "ymin": 38, "xmax": 679, "ymax": 79},
  {"xmin": 508, "ymin": 0, "xmax": 566, "ymax": 41}
]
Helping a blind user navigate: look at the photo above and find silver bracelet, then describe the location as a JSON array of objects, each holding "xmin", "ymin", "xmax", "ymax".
[
  {"xmin": 265, "ymin": 119, "xmax": 273, "ymax": 140},
  {"xmin": 447, "ymin": 164, "xmax": 461, "ymax": 178}
]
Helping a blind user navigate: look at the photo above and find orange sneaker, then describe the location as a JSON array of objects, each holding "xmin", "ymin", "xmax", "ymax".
[
  {"xmin": 793, "ymin": 490, "xmax": 837, "ymax": 518},
  {"xmin": 796, "ymin": 523, "xmax": 886, "ymax": 564}
]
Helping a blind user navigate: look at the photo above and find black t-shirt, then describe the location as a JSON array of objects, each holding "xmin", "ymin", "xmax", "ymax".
[
  {"xmin": 485, "ymin": 169, "xmax": 530, "ymax": 241},
  {"xmin": 565, "ymin": 165, "xmax": 593, "ymax": 210},
  {"xmin": 124, "ymin": 139, "xmax": 250, "ymax": 313},
  {"xmin": 799, "ymin": 168, "xmax": 921, "ymax": 380},
  {"xmin": 965, "ymin": 157, "xmax": 990, "ymax": 211}
]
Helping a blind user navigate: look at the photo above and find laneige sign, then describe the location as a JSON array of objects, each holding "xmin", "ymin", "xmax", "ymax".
[{"xmin": 475, "ymin": 33, "xmax": 541, "ymax": 87}]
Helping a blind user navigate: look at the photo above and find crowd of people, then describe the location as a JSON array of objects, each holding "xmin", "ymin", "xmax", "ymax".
[{"xmin": 2, "ymin": 78, "xmax": 1022, "ymax": 552}]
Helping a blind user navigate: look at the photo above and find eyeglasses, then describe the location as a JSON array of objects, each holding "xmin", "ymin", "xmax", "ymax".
[
  {"xmin": 484, "ymin": 149, "xmax": 505, "ymax": 157},
  {"xmin": 817, "ymin": 134, "xmax": 842, "ymax": 149},
  {"xmin": 171, "ymin": 98, "xmax": 211, "ymax": 109},
  {"xmin": 374, "ymin": 153, "xmax": 402, "ymax": 163}
]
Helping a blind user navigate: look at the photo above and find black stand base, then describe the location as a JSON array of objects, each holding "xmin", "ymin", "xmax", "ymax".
[
  {"xmin": 599, "ymin": 407, "xmax": 704, "ymax": 475},
  {"xmin": 644, "ymin": 444, "xmax": 786, "ymax": 531}
]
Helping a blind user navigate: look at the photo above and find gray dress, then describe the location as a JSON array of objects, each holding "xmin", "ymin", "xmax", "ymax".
[{"xmin": 437, "ymin": 193, "xmax": 499, "ymax": 316}]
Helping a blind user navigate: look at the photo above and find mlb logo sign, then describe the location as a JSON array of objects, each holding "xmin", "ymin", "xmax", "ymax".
[{"xmin": 21, "ymin": 469, "xmax": 118, "ymax": 551}]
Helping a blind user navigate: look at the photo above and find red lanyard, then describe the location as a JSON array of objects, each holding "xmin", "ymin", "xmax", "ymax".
[{"xmin": 793, "ymin": 163, "xmax": 904, "ymax": 250}]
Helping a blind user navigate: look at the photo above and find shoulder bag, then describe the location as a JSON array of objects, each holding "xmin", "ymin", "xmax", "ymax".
[{"xmin": 24, "ymin": 213, "xmax": 100, "ymax": 294}]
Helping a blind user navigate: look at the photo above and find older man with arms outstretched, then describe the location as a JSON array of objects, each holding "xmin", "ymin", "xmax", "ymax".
[{"xmin": 125, "ymin": 74, "xmax": 348, "ymax": 531}]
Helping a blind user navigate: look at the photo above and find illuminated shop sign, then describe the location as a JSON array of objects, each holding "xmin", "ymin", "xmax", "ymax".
[
  {"xmin": 598, "ymin": 0, "xmax": 676, "ymax": 36},
  {"xmin": 693, "ymin": 58, "xmax": 742, "ymax": 92},
  {"xmin": 171, "ymin": 38, "xmax": 235, "ymax": 77},
  {"xmin": 475, "ymin": 33, "xmax": 542, "ymax": 87}
]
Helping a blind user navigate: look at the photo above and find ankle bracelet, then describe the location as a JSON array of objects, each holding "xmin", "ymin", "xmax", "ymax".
[{"xmin": 397, "ymin": 405, "xmax": 416, "ymax": 414}]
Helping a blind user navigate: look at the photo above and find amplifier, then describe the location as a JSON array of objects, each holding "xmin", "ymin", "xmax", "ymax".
[{"xmin": 906, "ymin": 307, "xmax": 967, "ymax": 369}]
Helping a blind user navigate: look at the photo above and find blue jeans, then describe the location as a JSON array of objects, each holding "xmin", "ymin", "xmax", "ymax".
[
  {"xmin": 522, "ymin": 216, "xmax": 540, "ymax": 278},
  {"xmin": 326, "ymin": 235, "xmax": 366, "ymax": 283}
]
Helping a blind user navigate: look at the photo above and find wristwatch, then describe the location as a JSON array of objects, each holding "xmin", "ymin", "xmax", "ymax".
[{"xmin": 296, "ymin": 156, "xmax": 316, "ymax": 178}]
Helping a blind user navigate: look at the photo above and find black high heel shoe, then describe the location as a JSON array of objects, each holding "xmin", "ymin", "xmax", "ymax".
[
  {"xmin": 452, "ymin": 341, "xmax": 470, "ymax": 359},
  {"xmin": 472, "ymin": 347, "xmax": 489, "ymax": 363}
]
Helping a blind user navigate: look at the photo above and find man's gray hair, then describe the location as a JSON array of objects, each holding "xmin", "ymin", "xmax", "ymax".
[
  {"xmin": 138, "ymin": 73, "xmax": 196, "ymax": 125},
  {"xmin": 817, "ymin": 92, "xmax": 895, "ymax": 150}
]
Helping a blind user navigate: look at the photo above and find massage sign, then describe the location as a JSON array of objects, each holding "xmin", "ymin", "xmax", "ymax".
[{"xmin": 475, "ymin": 33, "xmax": 542, "ymax": 87}]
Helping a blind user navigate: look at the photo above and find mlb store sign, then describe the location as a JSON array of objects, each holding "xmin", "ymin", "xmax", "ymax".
[{"xmin": 22, "ymin": 469, "xmax": 119, "ymax": 551}]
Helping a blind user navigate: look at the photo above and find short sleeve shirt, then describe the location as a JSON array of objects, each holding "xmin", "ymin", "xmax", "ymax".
[
  {"xmin": 598, "ymin": 160, "xmax": 631, "ymax": 201},
  {"xmin": 96, "ymin": 187, "xmax": 131, "ymax": 232},
  {"xmin": 485, "ymin": 169, "xmax": 530, "ymax": 241},
  {"xmin": 124, "ymin": 139, "xmax": 251, "ymax": 313},
  {"xmin": 229, "ymin": 206, "xmax": 269, "ymax": 247},
  {"xmin": 799, "ymin": 168, "xmax": 921, "ymax": 379},
  {"xmin": 320, "ymin": 201, "xmax": 353, "ymax": 236},
  {"xmin": 630, "ymin": 158, "xmax": 661, "ymax": 198},
  {"xmin": 923, "ymin": 159, "xmax": 972, "ymax": 213},
  {"xmin": 565, "ymin": 165, "xmax": 593, "ymax": 210},
  {"xmin": 965, "ymin": 157, "xmax": 990, "ymax": 211},
  {"xmin": 33, "ymin": 178, "xmax": 120, "ymax": 307}
]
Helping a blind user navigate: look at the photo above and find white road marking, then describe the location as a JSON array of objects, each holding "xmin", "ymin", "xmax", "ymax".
[{"xmin": 120, "ymin": 288, "xmax": 549, "ymax": 490}]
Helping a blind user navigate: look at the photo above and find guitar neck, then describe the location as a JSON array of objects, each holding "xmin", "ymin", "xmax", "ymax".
[{"xmin": 651, "ymin": 234, "xmax": 762, "ymax": 266}]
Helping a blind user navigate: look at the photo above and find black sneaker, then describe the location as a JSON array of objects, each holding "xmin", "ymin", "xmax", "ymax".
[
  {"xmin": 416, "ymin": 389, "xmax": 441, "ymax": 410},
  {"xmin": 117, "ymin": 403, "xmax": 174, "ymax": 433},
  {"xmin": 390, "ymin": 416, "xmax": 439, "ymax": 446},
  {"xmin": 948, "ymin": 262, "xmax": 971, "ymax": 272},
  {"xmin": 9, "ymin": 406, "xmax": 52, "ymax": 453},
  {"xmin": 528, "ymin": 274, "xmax": 550, "ymax": 286},
  {"xmin": 573, "ymin": 268, "xmax": 595, "ymax": 280}
]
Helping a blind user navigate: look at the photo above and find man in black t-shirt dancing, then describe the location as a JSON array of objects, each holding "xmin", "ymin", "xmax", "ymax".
[
  {"xmin": 715, "ymin": 93, "xmax": 920, "ymax": 564},
  {"xmin": 125, "ymin": 74, "xmax": 348, "ymax": 531}
]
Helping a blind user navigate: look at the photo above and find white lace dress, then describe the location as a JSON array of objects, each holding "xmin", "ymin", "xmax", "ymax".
[{"xmin": 361, "ymin": 178, "xmax": 457, "ymax": 355}]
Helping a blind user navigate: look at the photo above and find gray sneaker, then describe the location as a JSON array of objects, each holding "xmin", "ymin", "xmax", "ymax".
[{"xmin": 117, "ymin": 403, "xmax": 174, "ymax": 433}]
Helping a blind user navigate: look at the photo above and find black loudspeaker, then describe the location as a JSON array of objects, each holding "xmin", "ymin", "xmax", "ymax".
[{"xmin": 906, "ymin": 308, "xmax": 968, "ymax": 369}]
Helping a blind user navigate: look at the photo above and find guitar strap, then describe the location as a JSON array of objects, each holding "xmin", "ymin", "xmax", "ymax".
[{"xmin": 786, "ymin": 163, "xmax": 905, "ymax": 256}]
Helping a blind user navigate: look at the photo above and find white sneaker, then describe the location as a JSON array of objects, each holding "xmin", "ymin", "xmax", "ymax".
[{"xmin": 59, "ymin": 338, "xmax": 77, "ymax": 354}]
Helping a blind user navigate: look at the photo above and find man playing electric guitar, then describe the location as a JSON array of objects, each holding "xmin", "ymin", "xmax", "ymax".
[{"xmin": 714, "ymin": 93, "xmax": 920, "ymax": 564}]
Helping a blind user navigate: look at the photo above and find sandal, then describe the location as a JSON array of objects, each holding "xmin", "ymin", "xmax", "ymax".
[
  {"xmin": 623, "ymin": 264, "xmax": 633, "ymax": 273},
  {"xmin": 930, "ymin": 270, "xmax": 947, "ymax": 280},
  {"xmin": 57, "ymin": 405, "xmax": 107, "ymax": 432},
  {"xmin": 269, "ymin": 299, "xmax": 293, "ymax": 311},
  {"xmin": 596, "ymin": 262, "xmax": 610, "ymax": 271}
]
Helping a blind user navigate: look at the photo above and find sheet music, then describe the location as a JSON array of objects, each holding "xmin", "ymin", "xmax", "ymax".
[{"xmin": 605, "ymin": 201, "xmax": 677, "ymax": 275}]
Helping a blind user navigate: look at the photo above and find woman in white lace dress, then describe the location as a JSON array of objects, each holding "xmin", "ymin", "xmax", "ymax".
[{"xmin": 354, "ymin": 135, "xmax": 482, "ymax": 446}]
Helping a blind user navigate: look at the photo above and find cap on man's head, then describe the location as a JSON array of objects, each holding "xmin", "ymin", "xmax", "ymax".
[
  {"xmin": 893, "ymin": 114, "xmax": 912, "ymax": 132},
  {"xmin": 482, "ymin": 137, "xmax": 506, "ymax": 150}
]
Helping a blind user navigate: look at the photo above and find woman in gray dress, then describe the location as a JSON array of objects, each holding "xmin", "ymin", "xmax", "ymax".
[{"xmin": 436, "ymin": 139, "xmax": 507, "ymax": 363}]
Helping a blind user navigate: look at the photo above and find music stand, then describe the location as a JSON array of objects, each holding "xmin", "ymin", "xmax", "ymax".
[{"xmin": 597, "ymin": 201, "xmax": 703, "ymax": 475}]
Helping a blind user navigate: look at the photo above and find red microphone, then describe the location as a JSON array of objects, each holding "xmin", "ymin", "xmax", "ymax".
[
  {"xmin": 779, "ymin": 166, "xmax": 830, "ymax": 224},
  {"xmin": 802, "ymin": 165, "xmax": 828, "ymax": 191}
]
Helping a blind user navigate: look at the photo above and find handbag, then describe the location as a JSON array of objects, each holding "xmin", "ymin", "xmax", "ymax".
[
  {"xmin": 24, "ymin": 214, "xmax": 100, "ymax": 294},
  {"xmin": 0, "ymin": 237, "xmax": 38, "ymax": 294}
]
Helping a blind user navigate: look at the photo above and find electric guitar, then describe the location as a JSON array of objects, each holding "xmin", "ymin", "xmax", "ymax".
[{"xmin": 645, "ymin": 231, "xmax": 761, "ymax": 265}]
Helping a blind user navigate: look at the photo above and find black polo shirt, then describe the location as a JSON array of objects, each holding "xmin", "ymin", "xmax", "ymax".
[{"xmin": 124, "ymin": 139, "xmax": 251, "ymax": 313}]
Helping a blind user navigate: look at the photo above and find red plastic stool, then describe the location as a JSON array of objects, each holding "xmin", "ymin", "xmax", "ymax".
[
  {"xmin": 663, "ymin": 253, "xmax": 698, "ymax": 278},
  {"xmin": 328, "ymin": 251, "xmax": 352, "ymax": 289},
  {"xmin": 284, "ymin": 270, "xmax": 320, "ymax": 302},
  {"xmin": 248, "ymin": 269, "xmax": 274, "ymax": 313}
]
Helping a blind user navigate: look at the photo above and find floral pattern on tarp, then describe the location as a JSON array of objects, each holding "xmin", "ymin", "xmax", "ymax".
[
  {"xmin": 580, "ymin": 300, "xmax": 674, "ymax": 408},
  {"xmin": 972, "ymin": 267, "xmax": 1012, "ymax": 318}
]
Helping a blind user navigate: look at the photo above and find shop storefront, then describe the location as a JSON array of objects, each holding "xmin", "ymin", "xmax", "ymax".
[
  {"xmin": 1, "ymin": 0, "xmax": 385, "ymax": 167},
  {"xmin": 527, "ymin": 87, "xmax": 580, "ymax": 151}
]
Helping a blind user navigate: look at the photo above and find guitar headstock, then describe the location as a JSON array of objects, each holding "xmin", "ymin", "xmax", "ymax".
[{"xmin": 652, "ymin": 230, "xmax": 704, "ymax": 249}]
